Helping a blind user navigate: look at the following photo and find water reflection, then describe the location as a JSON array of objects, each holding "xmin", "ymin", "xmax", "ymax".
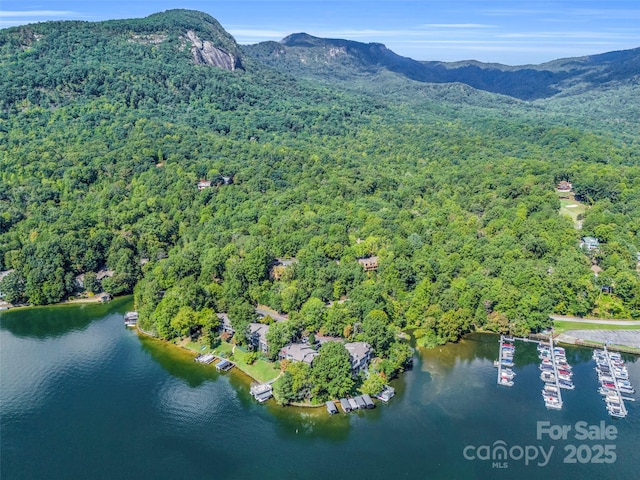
[{"xmin": 0, "ymin": 296, "xmax": 132, "ymax": 338}]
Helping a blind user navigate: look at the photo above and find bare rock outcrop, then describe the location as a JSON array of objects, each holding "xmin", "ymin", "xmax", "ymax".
[{"xmin": 186, "ymin": 30, "xmax": 236, "ymax": 70}]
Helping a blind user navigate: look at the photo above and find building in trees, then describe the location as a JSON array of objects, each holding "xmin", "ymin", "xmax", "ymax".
[
  {"xmin": 279, "ymin": 343, "xmax": 318, "ymax": 365},
  {"xmin": 357, "ymin": 256, "xmax": 379, "ymax": 272},
  {"xmin": 345, "ymin": 341, "xmax": 373, "ymax": 374},
  {"xmin": 581, "ymin": 236, "xmax": 600, "ymax": 252},
  {"xmin": 217, "ymin": 313, "xmax": 234, "ymax": 334},
  {"xmin": 197, "ymin": 179, "xmax": 212, "ymax": 190},
  {"xmin": 248, "ymin": 323, "xmax": 270, "ymax": 352}
]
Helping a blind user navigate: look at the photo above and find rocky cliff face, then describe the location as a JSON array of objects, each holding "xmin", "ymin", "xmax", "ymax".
[{"xmin": 186, "ymin": 30, "xmax": 237, "ymax": 70}]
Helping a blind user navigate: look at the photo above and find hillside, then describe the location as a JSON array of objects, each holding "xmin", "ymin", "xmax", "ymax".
[
  {"xmin": 1, "ymin": 8, "xmax": 639, "ymax": 360},
  {"xmin": 247, "ymin": 33, "xmax": 640, "ymax": 101}
]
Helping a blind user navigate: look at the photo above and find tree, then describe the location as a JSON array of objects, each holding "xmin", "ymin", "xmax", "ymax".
[
  {"xmin": 83, "ymin": 271, "xmax": 101, "ymax": 294},
  {"xmin": 266, "ymin": 321, "xmax": 296, "ymax": 360},
  {"xmin": 227, "ymin": 300, "xmax": 256, "ymax": 344},
  {"xmin": 0, "ymin": 271, "xmax": 26, "ymax": 304},
  {"xmin": 273, "ymin": 371, "xmax": 295, "ymax": 406},
  {"xmin": 311, "ymin": 342, "xmax": 354, "ymax": 400},
  {"xmin": 243, "ymin": 246, "xmax": 270, "ymax": 284},
  {"xmin": 299, "ymin": 297, "xmax": 326, "ymax": 332},
  {"xmin": 359, "ymin": 372, "xmax": 386, "ymax": 396},
  {"xmin": 361, "ymin": 309, "xmax": 393, "ymax": 355},
  {"xmin": 170, "ymin": 306, "xmax": 198, "ymax": 337}
]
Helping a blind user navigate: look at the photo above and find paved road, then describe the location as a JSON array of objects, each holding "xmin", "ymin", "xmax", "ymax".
[
  {"xmin": 255, "ymin": 306, "xmax": 288, "ymax": 322},
  {"xmin": 550, "ymin": 315, "xmax": 640, "ymax": 326}
]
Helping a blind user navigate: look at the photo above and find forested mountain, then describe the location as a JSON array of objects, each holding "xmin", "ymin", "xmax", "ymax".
[
  {"xmin": 1, "ymin": 9, "xmax": 639, "ymax": 359},
  {"xmin": 248, "ymin": 33, "xmax": 640, "ymax": 101}
]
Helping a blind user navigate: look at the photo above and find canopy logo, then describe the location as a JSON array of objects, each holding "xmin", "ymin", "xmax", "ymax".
[
  {"xmin": 463, "ymin": 440, "xmax": 553, "ymax": 469},
  {"xmin": 463, "ymin": 420, "xmax": 618, "ymax": 469}
]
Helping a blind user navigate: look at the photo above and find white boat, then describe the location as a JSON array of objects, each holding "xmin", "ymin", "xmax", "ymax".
[
  {"xmin": 540, "ymin": 371, "xmax": 556, "ymax": 383},
  {"xmin": 375, "ymin": 385, "xmax": 395, "ymax": 402},
  {"xmin": 499, "ymin": 378, "xmax": 514, "ymax": 387},
  {"xmin": 544, "ymin": 395, "xmax": 562, "ymax": 410}
]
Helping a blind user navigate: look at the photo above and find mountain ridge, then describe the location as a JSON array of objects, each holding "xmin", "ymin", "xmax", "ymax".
[
  {"xmin": 247, "ymin": 32, "xmax": 640, "ymax": 100},
  {"xmin": 2, "ymin": 9, "xmax": 638, "ymax": 101}
]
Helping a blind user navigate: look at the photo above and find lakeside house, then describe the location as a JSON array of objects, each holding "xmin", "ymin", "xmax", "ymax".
[
  {"xmin": 581, "ymin": 236, "xmax": 600, "ymax": 252},
  {"xmin": 344, "ymin": 342, "xmax": 373, "ymax": 374},
  {"xmin": 99, "ymin": 293, "xmax": 112, "ymax": 303},
  {"xmin": 96, "ymin": 268, "xmax": 115, "ymax": 281},
  {"xmin": 217, "ymin": 313, "xmax": 234, "ymax": 335},
  {"xmin": 280, "ymin": 343, "xmax": 319, "ymax": 365},
  {"xmin": 248, "ymin": 323, "xmax": 270, "ymax": 353}
]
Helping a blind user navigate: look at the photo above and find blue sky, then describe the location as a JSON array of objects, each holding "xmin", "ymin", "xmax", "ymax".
[{"xmin": 1, "ymin": 1, "xmax": 639, "ymax": 64}]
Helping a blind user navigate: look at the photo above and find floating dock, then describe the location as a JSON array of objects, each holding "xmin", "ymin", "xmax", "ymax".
[
  {"xmin": 250, "ymin": 383, "xmax": 273, "ymax": 403},
  {"xmin": 374, "ymin": 385, "xmax": 395, "ymax": 402},
  {"xmin": 326, "ymin": 401, "xmax": 339, "ymax": 415},
  {"xmin": 594, "ymin": 346, "xmax": 632, "ymax": 418},
  {"xmin": 124, "ymin": 311, "xmax": 138, "ymax": 327},
  {"xmin": 496, "ymin": 335, "xmax": 516, "ymax": 387},
  {"xmin": 215, "ymin": 358, "xmax": 235, "ymax": 371},
  {"xmin": 195, "ymin": 353, "xmax": 216, "ymax": 364}
]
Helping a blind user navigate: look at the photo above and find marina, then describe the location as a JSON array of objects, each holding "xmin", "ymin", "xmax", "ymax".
[
  {"xmin": 2, "ymin": 300, "xmax": 640, "ymax": 480},
  {"xmin": 495, "ymin": 333, "xmax": 577, "ymax": 410},
  {"xmin": 594, "ymin": 346, "xmax": 635, "ymax": 418}
]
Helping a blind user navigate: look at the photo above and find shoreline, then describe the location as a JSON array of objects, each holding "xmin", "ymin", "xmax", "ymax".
[
  {"xmin": 135, "ymin": 324, "xmax": 279, "ymax": 386},
  {"xmin": 0, "ymin": 294, "xmax": 133, "ymax": 313},
  {"xmin": 134, "ymin": 326, "xmax": 354, "ymax": 409}
]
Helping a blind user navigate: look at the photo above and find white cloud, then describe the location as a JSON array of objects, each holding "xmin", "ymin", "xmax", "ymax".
[
  {"xmin": 423, "ymin": 24, "xmax": 495, "ymax": 29},
  {"xmin": 0, "ymin": 10, "xmax": 78, "ymax": 17}
]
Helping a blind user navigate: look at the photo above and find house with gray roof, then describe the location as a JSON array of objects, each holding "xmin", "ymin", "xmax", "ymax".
[
  {"xmin": 217, "ymin": 313, "xmax": 234, "ymax": 334},
  {"xmin": 248, "ymin": 323, "xmax": 270, "ymax": 353},
  {"xmin": 344, "ymin": 341, "xmax": 373, "ymax": 374},
  {"xmin": 279, "ymin": 343, "xmax": 319, "ymax": 365},
  {"xmin": 581, "ymin": 236, "xmax": 600, "ymax": 252}
]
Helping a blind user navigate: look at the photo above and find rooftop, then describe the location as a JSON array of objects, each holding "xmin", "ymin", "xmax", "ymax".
[
  {"xmin": 345, "ymin": 341, "xmax": 373, "ymax": 363},
  {"xmin": 280, "ymin": 343, "xmax": 318, "ymax": 365}
]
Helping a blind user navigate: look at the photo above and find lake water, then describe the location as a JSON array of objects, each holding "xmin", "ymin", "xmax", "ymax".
[{"xmin": 2, "ymin": 297, "xmax": 639, "ymax": 479}]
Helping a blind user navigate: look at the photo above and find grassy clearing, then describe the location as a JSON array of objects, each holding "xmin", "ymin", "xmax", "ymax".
[
  {"xmin": 184, "ymin": 340, "xmax": 280, "ymax": 383},
  {"xmin": 558, "ymin": 195, "xmax": 586, "ymax": 227},
  {"xmin": 552, "ymin": 320, "xmax": 640, "ymax": 334}
]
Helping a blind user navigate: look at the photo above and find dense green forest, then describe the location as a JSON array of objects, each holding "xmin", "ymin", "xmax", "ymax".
[{"xmin": 1, "ymin": 7, "xmax": 639, "ymax": 375}]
